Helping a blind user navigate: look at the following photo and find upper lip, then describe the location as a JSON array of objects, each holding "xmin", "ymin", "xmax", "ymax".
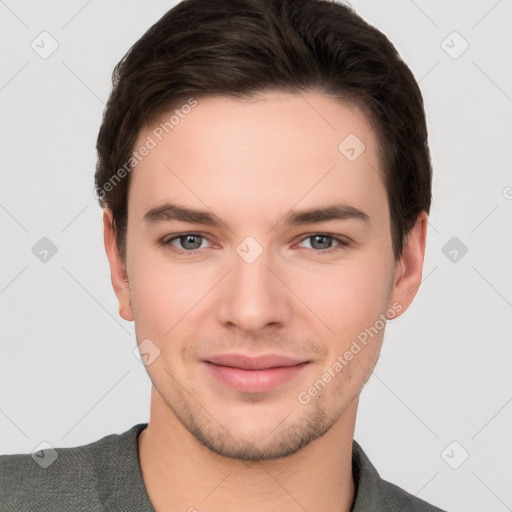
[{"xmin": 204, "ymin": 354, "xmax": 307, "ymax": 370}]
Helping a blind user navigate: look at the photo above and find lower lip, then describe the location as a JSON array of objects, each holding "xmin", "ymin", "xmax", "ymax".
[{"xmin": 204, "ymin": 362, "xmax": 309, "ymax": 393}]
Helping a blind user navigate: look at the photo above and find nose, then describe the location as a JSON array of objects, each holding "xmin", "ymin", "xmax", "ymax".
[{"xmin": 215, "ymin": 245, "xmax": 292, "ymax": 335}]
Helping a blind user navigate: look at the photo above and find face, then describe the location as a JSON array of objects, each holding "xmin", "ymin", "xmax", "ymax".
[{"xmin": 105, "ymin": 91, "xmax": 426, "ymax": 461}]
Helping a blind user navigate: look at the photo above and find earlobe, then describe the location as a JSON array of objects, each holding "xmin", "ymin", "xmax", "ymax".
[
  {"xmin": 388, "ymin": 211, "xmax": 428, "ymax": 318},
  {"xmin": 102, "ymin": 209, "xmax": 134, "ymax": 322}
]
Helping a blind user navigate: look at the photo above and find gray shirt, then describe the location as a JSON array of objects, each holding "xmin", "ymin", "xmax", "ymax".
[{"xmin": 0, "ymin": 424, "xmax": 447, "ymax": 511}]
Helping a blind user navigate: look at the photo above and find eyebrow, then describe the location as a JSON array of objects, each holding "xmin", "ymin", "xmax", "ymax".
[
  {"xmin": 282, "ymin": 204, "xmax": 369, "ymax": 226},
  {"xmin": 143, "ymin": 202, "xmax": 369, "ymax": 227}
]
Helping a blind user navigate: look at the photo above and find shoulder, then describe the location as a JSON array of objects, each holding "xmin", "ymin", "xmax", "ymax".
[
  {"xmin": 0, "ymin": 424, "xmax": 147, "ymax": 512},
  {"xmin": 352, "ymin": 440, "xmax": 448, "ymax": 512}
]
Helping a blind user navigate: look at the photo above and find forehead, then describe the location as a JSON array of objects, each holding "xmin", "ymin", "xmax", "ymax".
[{"xmin": 127, "ymin": 91, "xmax": 386, "ymax": 226}]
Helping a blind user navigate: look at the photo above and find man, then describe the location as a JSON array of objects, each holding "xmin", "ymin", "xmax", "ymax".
[{"xmin": 1, "ymin": 0, "xmax": 447, "ymax": 510}]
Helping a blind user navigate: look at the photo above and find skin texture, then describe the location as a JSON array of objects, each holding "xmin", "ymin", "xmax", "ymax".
[{"xmin": 103, "ymin": 91, "xmax": 428, "ymax": 512}]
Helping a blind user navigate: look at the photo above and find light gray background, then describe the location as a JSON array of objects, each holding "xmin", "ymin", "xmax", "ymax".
[{"xmin": 1, "ymin": 1, "xmax": 511, "ymax": 511}]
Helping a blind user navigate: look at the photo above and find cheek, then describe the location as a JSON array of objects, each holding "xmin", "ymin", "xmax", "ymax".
[
  {"xmin": 127, "ymin": 248, "xmax": 203, "ymax": 337},
  {"xmin": 132, "ymin": 279, "xmax": 198, "ymax": 336},
  {"xmin": 292, "ymin": 259, "xmax": 391, "ymax": 341}
]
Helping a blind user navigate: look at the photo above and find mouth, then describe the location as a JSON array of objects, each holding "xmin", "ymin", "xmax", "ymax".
[{"xmin": 203, "ymin": 354, "xmax": 310, "ymax": 393}]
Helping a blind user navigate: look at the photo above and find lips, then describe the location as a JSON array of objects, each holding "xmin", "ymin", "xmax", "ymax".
[
  {"xmin": 203, "ymin": 354, "xmax": 309, "ymax": 393},
  {"xmin": 205, "ymin": 353, "xmax": 305, "ymax": 370}
]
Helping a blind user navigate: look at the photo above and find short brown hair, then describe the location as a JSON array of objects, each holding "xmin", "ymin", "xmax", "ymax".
[{"xmin": 95, "ymin": 0, "xmax": 432, "ymax": 261}]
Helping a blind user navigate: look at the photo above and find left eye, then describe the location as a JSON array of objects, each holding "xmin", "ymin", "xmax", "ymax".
[
  {"xmin": 165, "ymin": 234, "xmax": 210, "ymax": 252},
  {"xmin": 297, "ymin": 235, "xmax": 346, "ymax": 251}
]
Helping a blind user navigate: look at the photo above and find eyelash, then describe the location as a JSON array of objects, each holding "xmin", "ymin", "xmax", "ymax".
[{"xmin": 159, "ymin": 233, "xmax": 350, "ymax": 255}]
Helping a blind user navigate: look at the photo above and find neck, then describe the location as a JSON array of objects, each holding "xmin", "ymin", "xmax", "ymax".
[{"xmin": 138, "ymin": 387, "xmax": 357, "ymax": 512}]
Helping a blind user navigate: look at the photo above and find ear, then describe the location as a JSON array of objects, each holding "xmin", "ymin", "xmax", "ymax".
[
  {"xmin": 388, "ymin": 211, "xmax": 428, "ymax": 319},
  {"xmin": 103, "ymin": 208, "xmax": 134, "ymax": 322}
]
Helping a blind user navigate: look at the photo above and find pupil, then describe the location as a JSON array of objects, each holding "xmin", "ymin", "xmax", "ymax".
[
  {"xmin": 313, "ymin": 235, "xmax": 330, "ymax": 249},
  {"xmin": 183, "ymin": 235, "xmax": 201, "ymax": 249}
]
